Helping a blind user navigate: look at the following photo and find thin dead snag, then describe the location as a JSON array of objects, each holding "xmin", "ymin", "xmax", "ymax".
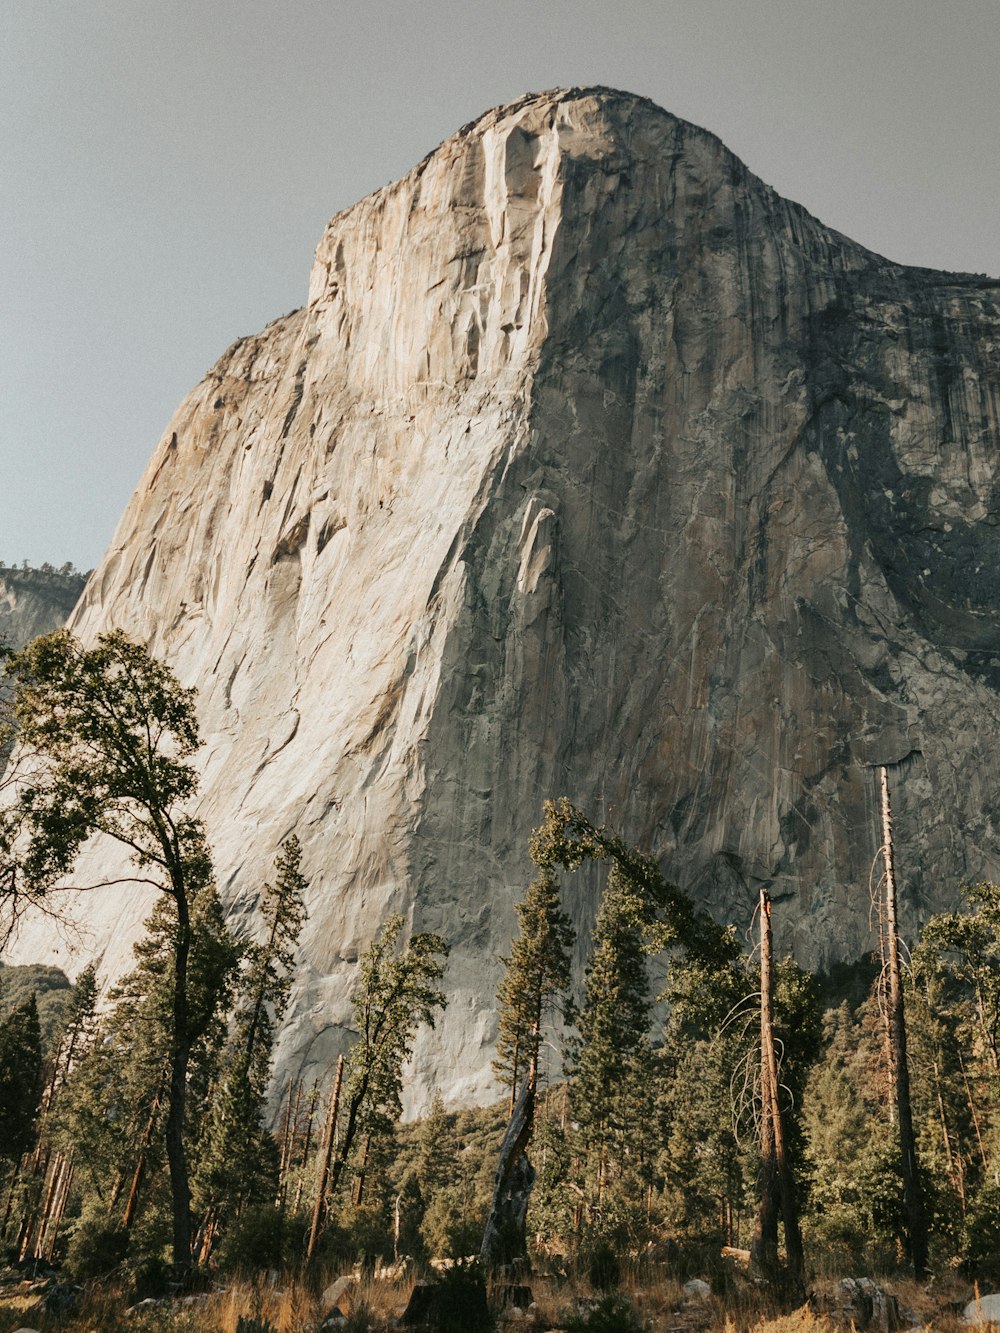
[
  {"xmin": 879, "ymin": 765, "xmax": 929, "ymax": 1278},
  {"xmin": 481, "ymin": 1072, "xmax": 536, "ymax": 1270},
  {"xmin": 306, "ymin": 1053, "xmax": 344, "ymax": 1262},
  {"xmin": 749, "ymin": 888, "xmax": 803, "ymax": 1292}
]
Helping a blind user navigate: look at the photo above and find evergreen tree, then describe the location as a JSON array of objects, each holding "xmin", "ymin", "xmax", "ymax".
[
  {"xmin": 0, "ymin": 994, "xmax": 42, "ymax": 1167},
  {"xmin": 801, "ymin": 1002, "xmax": 905, "ymax": 1265},
  {"xmin": 414, "ymin": 1090, "xmax": 454, "ymax": 1198},
  {"xmin": 494, "ymin": 867, "xmax": 574, "ymax": 1111},
  {"xmin": 0, "ymin": 630, "xmax": 226, "ymax": 1272},
  {"xmin": 327, "ymin": 916, "xmax": 448, "ymax": 1209},
  {"xmin": 54, "ymin": 961, "xmax": 99, "ymax": 1091},
  {"xmin": 54, "ymin": 879, "xmax": 237, "ymax": 1240},
  {"xmin": 568, "ymin": 865, "xmax": 656, "ymax": 1244},
  {"xmin": 192, "ymin": 838, "xmax": 307, "ymax": 1257}
]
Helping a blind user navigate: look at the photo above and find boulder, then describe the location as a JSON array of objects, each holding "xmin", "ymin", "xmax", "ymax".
[
  {"xmin": 964, "ymin": 1293, "xmax": 1000, "ymax": 1325},
  {"xmin": 683, "ymin": 1278, "xmax": 712, "ymax": 1300},
  {"xmin": 321, "ymin": 1275, "xmax": 358, "ymax": 1316},
  {"xmin": 837, "ymin": 1278, "xmax": 901, "ymax": 1332}
]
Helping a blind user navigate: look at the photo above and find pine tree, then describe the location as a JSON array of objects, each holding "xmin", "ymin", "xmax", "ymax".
[
  {"xmin": 0, "ymin": 994, "xmax": 42, "ymax": 1167},
  {"xmin": 494, "ymin": 867, "xmax": 574, "ymax": 1112},
  {"xmin": 192, "ymin": 837, "xmax": 307, "ymax": 1258},
  {"xmin": 568, "ymin": 865, "xmax": 656, "ymax": 1243},
  {"xmin": 52, "ymin": 876, "xmax": 237, "ymax": 1251},
  {"xmin": 307, "ymin": 916, "xmax": 447, "ymax": 1254},
  {"xmin": 54, "ymin": 962, "xmax": 99, "ymax": 1093}
]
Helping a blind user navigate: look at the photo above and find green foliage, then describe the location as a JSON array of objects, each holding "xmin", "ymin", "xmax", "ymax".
[
  {"xmin": 63, "ymin": 1209, "xmax": 130, "ymax": 1281},
  {"xmin": 567, "ymin": 864, "xmax": 657, "ymax": 1247},
  {"xmin": 214, "ymin": 1204, "xmax": 288, "ymax": 1274},
  {"xmin": 0, "ymin": 630, "xmax": 238, "ymax": 1268},
  {"xmin": 564, "ymin": 1293, "xmax": 644, "ymax": 1333},
  {"xmin": 0, "ymin": 961, "xmax": 73, "ymax": 1053},
  {"xmin": 193, "ymin": 838, "xmax": 307, "ymax": 1250},
  {"xmin": 800, "ymin": 1005, "xmax": 903, "ymax": 1266},
  {"xmin": 331, "ymin": 915, "xmax": 448, "ymax": 1201},
  {"xmin": 419, "ymin": 1185, "xmax": 486, "ymax": 1258},
  {"xmin": 659, "ymin": 1036, "xmax": 752, "ymax": 1247},
  {"xmin": 53, "ymin": 880, "xmax": 238, "ymax": 1233},
  {"xmin": 494, "ymin": 866, "xmax": 573, "ymax": 1103},
  {"xmin": 0, "ymin": 991, "xmax": 42, "ymax": 1164}
]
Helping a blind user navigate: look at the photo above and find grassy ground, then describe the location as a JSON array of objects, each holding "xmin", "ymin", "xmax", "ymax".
[{"xmin": 0, "ymin": 1264, "xmax": 990, "ymax": 1332}]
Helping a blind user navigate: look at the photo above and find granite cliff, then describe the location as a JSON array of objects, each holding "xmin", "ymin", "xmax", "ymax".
[
  {"xmin": 8, "ymin": 88, "xmax": 1000, "ymax": 1107},
  {"xmin": 0, "ymin": 565, "xmax": 86, "ymax": 651}
]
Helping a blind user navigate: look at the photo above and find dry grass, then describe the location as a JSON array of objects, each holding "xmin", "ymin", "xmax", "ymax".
[{"xmin": 4, "ymin": 1264, "xmax": 998, "ymax": 1331}]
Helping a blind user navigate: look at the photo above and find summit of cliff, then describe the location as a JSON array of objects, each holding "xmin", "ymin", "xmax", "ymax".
[{"xmin": 9, "ymin": 89, "xmax": 1000, "ymax": 1108}]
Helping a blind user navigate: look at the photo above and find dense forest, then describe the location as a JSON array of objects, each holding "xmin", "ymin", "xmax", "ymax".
[{"xmin": 0, "ymin": 630, "xmax": 999, "ymax": 1332}]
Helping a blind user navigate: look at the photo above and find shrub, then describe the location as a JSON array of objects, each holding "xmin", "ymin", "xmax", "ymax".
[
  {"xmin": 63, "ymin": 1213, "xmax": 129, "ymax": 1282},
  {"xmin": 215, "ymin": 1205, "xmax": 287, "ymax": 1273},
  {"xmin": 564, "ymin": 1293, "xmax": 644, "ymax": 1333}
]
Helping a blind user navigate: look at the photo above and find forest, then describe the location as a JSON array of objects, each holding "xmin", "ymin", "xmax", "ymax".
[{"xmin": 0, "ymin": 630, "xmax": 998, "ymax": 1332}]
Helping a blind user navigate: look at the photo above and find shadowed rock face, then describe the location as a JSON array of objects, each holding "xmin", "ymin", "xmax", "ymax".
[
  {"xmin": 0, "ymin": 566, "xmax": 86, "ymax": 650},
  {"xmin": 8, "ymin": 88, "xmax": 1000, "ymax": 1107}
]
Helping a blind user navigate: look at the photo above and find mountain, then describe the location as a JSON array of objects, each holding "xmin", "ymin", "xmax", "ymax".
[
  {"xmin": 7, "ymin": 88, "xmax": 1000, "ymax": 1107},
  {"xmin": 0, "ymin": 564, "xmax": 86, "ymax": 650}
]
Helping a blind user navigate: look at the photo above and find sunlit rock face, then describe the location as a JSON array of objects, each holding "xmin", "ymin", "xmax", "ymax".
[
  {"xmin": 8, "ymin": 88, "xmax": 1000, "ymax": 1108},
  {"xmin": 0, "ymin": 566, "xmax": 85, "ymax": 650}
]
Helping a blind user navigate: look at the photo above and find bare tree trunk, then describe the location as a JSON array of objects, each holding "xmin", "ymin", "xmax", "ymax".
[
  {"xmin": 292, "ymin": 1079, "xmax": 320, "ymax": 1214},
  {"xmin": 750, "ymin": 889, "xmax": 780, "ymax": 1283},
  {"xmin": 481, "ymin": 1072, "xmax": 536, "ymax": 1270},
  {"xmin": 353, "ymin": 1132, "xmax": 372, "ymax": 1207},
  {"xmin": 165, "ymin": 888, "xmax": 193, "ymax": 1274},
  {"xmin": 880, "ymin": 766, "xmax": 929, "ymax": 1278},
  {"xmin": 750, "ymin": 889, "xmax": 803, "ymax": 1288},
  {"xmin": 46, "ymin": 1158, "xmax": 73, "ymax": 1261},
  {"xmin": 306, "ymin": 1054, "xmax": 344, "ymax": 1262},
  {"xmin": 124, "ymin": 1085, "xmax": 163, "ymax": 1231}
]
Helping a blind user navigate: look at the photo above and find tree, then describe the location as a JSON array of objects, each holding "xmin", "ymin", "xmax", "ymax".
[
  {"xmin": 308, "ymin": 915, "xmax": 448, "ymax": 1255},
  {"xmin": 568, "ymin": 864, "xmax": 656, "ymax": 1244},
  {"xmin": 485, "ymin": 799, "xmax": 737, "ymax": 1267},
  {"xmin": 53, "ymin": 962, "xmax": 99, "ymax": 1093},
  {"xmin": 750, "ymin": 890, "xmax": 803, "ymax": 1290},
  {"xmin": 877, "ymin": 766, "xmax": 929, "ymax": 1276},
  {"xmin": 494, "ymin": 866, "xmax": 574, "ymax": 1113},
  {"xmin": 0, "ymin": 629, "xmax": 221, "ymax": 1273},
  {"xmin": 0, "ymin": 994, "xmax": 42, "ymax": 1167},
  {"xmin": 193, "ymin": 838, "xmax": 307, "ymax": 1257}
]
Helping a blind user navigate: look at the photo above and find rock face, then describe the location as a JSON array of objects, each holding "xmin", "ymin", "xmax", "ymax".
[
  {"xmin": 0, "ymin": 565, "xmax": 86, "ymax": 650},
  {"xmin": 8, "ymin": 88, "xmax": 1000, "ymax": 1107}
]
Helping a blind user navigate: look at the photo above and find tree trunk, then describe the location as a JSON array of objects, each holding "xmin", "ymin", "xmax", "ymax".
[
  {"xmin": 880, "ymin": 766, "xmax": 929, "ymax": 1278},
  {"xmin": 165, "ymin": 888, "xmax": 192, "ymax": 1275},
  {"xmin": 750, "ymin": 888, "xmax": 779, "ymax": 1283},
  {"xmin": 306, "ymin": 1053, "xmax": 344, "ymax": 1261},
  {"xmin": 292, "ymin": 1079, "xmax": 319, "ymax": 1214},
  {"xmin": 750, "ymin": 888, "xmax": 803, "ymax": 1288},
  {"xmin": 481, "ymin": 1071, "xmax": 536, "ymax": 1270},
  {"xmin": 124, "ymin": 1082, "xmax": 163, "ymax": 1231}
]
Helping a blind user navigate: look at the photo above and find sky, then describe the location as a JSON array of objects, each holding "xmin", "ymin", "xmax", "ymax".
[{"xmin": 2, "ymin": 0, "xmax": 998, "ymax": 570}]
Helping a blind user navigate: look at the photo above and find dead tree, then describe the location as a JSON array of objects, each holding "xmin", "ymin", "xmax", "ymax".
[
  {"xmin": 481, "ymin": 1073, "xmax": 536, "ymax": 1270},
  {"xmin": 306, "ymin": 1054, "xmax": 344, "ymax": 1262},
  {"xmin": 879, "ymin": 765, "xmax": 929, "ymax": 1277},
  {"xmin": 749, "ymin": 888, "xmax": 804, "ymax": 1290}
]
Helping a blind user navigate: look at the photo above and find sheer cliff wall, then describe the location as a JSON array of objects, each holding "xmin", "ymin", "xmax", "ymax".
[{"xmin": 9, "ymin": 89, "xmax": 1000, "ymax": 1106}]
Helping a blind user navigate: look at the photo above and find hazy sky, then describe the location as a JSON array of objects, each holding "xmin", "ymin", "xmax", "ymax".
[{"xmin": 3, "ymin": 0, "xmax": 998, "ymax": 570}]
